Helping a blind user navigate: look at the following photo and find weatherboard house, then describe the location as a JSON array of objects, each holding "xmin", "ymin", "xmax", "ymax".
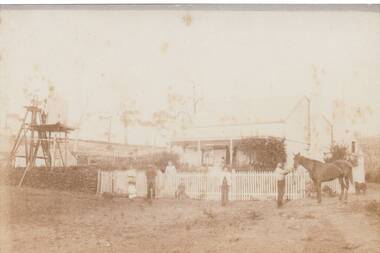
[{"xmin": 171, "ymin": 95, "xmax": 334, "ymax": 170}]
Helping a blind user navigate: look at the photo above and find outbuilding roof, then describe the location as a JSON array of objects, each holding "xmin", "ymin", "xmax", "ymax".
[{"xmin": 29, "ymin": 122, "xmax": 75, "ymax": 133}]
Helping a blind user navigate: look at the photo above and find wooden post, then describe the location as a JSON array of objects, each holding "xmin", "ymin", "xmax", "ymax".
[
  {"xmin": 229, "ymin": 139, "xmax": 233, "ymax": 167},
  {"xmin": 29, "ymin": 110, "xmax": 38, "ymax": 169},
  {"xmin": 97, "ymin": 169, "xmax": 101, "ymax": 194},
  {"xmin": 23, "ymin": 129, "xmax": 29, "ymax": 167},
  {"xmin": 197, "ymin": 140, "xmax": 201, "ymax": 166},
  {"xmin": 221, "ymin": 177, "xmax": 229, "ymax": 206},
  {"xmin": 52, "ymin": 136, "xmax": 56, "ymax": 167},
  {"xmin": 111, "ymin": 171, "xmax": 115, "ymax": 194},
  {"xmin": 64, "ymin": 132, "xmax": 68, "ymax": 168},
  {"xmin": 48, "ymin": 132, "xmax": 52, "ymax": 168},
  {"xmin": 19, "ymin": 140, "xmax": 40, "ymax": 187},
  {"xmin": 9, "ymin": 110, "xmax": 29, "ymax": 164}
]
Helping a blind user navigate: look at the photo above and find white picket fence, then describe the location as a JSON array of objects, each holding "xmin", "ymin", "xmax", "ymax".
[{"xmin": 97, "ymin": 170, "xmax": 353, "ymax": 201}]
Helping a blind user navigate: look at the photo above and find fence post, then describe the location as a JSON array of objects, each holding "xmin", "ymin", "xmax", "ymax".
[
  {"xmin": 111, "ymin": 170, "xmax": 114, "ymax": 194},
  {"xmin": 97, "ymin": 169, "xmax": 100, "ymax": 195}
]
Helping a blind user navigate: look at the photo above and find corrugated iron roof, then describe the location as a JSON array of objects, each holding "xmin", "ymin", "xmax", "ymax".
[
  {"xmin": 192, "ymin": 96, "xmax": 305, "ymax": 126},
  {"xmin": 29, "ymin": 122, "xmax": 75, "ymax": 132},
  {"xmin": 173, "ymin": 96, "xmax": 306, "ymax": 142}
]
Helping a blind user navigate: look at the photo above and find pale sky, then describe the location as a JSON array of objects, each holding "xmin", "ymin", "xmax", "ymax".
[{"xmin": 0, "ymin": 5, "xmax": 379, "ymax": 144}]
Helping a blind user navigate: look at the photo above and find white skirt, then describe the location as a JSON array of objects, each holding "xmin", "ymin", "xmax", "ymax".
[{"xmin": 352, "ymin": 166, "xmax": 365, "ymax": 183}]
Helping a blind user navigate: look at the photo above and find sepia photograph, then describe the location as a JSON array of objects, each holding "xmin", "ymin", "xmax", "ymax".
[{"xmin": 0, "ymin": 3, "xmax": 379, "ymax": 253}]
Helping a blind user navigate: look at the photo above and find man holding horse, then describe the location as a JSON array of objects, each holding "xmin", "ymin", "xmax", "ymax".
[{"xmin": 274, "ymin": 162, "xmax": 293, "ymax": 208}]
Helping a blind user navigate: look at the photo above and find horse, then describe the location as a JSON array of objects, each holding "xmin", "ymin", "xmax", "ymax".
[{"xmin": 293, "ymin": 153, "xmax": 353, "ymax": 203}]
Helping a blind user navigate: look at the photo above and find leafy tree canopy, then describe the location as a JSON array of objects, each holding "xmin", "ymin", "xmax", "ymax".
[{"xmin": 237, "ymin": 137, "xmax": 286, "ymax": 170}]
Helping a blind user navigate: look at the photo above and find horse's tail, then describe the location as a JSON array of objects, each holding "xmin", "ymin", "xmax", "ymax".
[
  {"xmin": 349, "ymin": 165, "xmax": 354, "ymax": 185},
  {"xmin": 343, "ymin": 160, "xmax": 354, "ymax": 185},
  {"xmin": 335, "ymin": 160, "xmax": 354, "ymax": 185}
]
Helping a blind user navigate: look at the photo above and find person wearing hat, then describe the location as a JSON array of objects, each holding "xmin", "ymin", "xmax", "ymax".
[
  {"xmin": 220, "ymin": 166, "xmax": 231, "ymax": 206},
  {"xmin": 274, "ymin": 162, "xmax": 292, "ymax": 208}
]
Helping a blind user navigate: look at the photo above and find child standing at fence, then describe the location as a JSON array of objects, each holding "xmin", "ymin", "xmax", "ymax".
[
  {"xmin": 175, "ymin": 178, "xmax": 188, "ymax": 200},
  {"xmin": 128, "ymin": 170, "xmax": 137, "ymax": 199},
  {"xmin": 274, "ymin": 162, "xmax": 292, "ymax": 208}
]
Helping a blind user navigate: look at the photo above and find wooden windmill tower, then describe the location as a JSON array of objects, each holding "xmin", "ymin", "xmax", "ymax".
[{"xmin": 8, "ymin": 96, "xmax": 74, "ymax": 186}]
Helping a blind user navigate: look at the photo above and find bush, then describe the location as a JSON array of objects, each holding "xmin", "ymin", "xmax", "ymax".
[
  {"xmin": 237, "ymin": 137, "xmax": 286, "ymax": 170},
  {"xmin": 366, "ymin": 170, "xmax": 380, "ymax": 183},
  {"xmin": 324, "ymin": 144, "xmax": 357, "ymax": 165},
  {"xmin": 151, "ymin": 151, "xmax": 180, "ymax": 171},
  {"xmin": 365, "ymin": 200, "xmax": 380, "ymax": 216},
  {"xmin": 129, "ymin": 151, "xmax": 180, "ymax": 172},
  {"xmin": 0, "ymin": 167, "xmax": 98, "ymax": 193}
]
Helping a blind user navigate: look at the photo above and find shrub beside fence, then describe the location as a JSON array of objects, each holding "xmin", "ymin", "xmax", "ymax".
[
  {"xmin": 0, "ymin": 167, "xmax": 98, "ymax": 194},
  {"xmin": 98, "ymin": 170, "xmax": 352, "ymax": 200}
]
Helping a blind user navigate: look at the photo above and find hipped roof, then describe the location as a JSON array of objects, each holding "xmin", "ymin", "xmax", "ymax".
[
  {"xmin": 194, "ymin": 96, "xmax": 305, "ymax": 126},
  {"xmin": 173, "ymin": 96, "xmax": 307, "ymax": 142}
]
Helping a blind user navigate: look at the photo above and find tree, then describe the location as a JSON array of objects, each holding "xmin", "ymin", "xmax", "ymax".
[
  {"xmin": 237, "ymin": 137, "xmax": 286, "ymax": 170},
  {"xmin": 120, "ymin": 101, "xmax": 139, "ymax": 144},
  {"xmin": 350, "ymin": 105, "xmax": 373, "ymax": 125},
  {"xmin": 148, "ymin": 87, "xmax": 193, "ymax": 141},
  {"xmin": 324, "ymin": 144, "xmax": 357, "ymax": 166},
  {"xmin": 167, "ymin": 86, "xmax": 192, "ymax": 123}
]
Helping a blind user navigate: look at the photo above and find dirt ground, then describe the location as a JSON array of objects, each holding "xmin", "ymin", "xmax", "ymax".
[{"xmin": 0, "ymin": 184, "xmax": 379, "ymax": 253}]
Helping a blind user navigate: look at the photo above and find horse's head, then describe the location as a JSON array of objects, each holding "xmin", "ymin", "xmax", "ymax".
[{"xmin": 293, "ymin": 152, "xmax": 302, "ymax": 169}]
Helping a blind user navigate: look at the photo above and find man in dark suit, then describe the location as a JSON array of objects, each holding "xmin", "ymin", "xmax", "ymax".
[{"xmin": 146, "ymin": 166, "xmax": 157, "ymax": 202}]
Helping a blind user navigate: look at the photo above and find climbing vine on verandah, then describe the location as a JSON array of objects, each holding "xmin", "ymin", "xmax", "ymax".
[{"xmin": 237, "ymin": 137, "xmax": 287, "ymax": 170}]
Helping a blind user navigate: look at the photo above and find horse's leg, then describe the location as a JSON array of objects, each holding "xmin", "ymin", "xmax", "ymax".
[
  {"xmin": 317, "ymin": 181, "xmax": 322, "ymax": 203},
  {"xmin": 338, "ymin": 177, "xmax": 344, "ymax": 201}
]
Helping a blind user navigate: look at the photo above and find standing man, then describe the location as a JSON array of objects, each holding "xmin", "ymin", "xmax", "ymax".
[
  {"xmin": 146, "ymin": 166, "xmax": 157, "ymax": 203},
  {"xmin": 274, "ymin": 162, "xmax": 292, "ymax": 208},
  {"xmin": 220, "ymin": 166, "xmax": 231, "ymax": 206}
]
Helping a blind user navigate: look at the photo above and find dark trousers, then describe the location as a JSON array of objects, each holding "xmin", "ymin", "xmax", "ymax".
[
  {"xmin": 277, "ymin": 180, "xmax": 285, "ymax": 207},
  {"xmin": 147, "ymin": 182, "xmax": 156, "ymax": 200},
  {"xmin": 221, "ymin": 178, "xmax": 229, "ymax": 206}
]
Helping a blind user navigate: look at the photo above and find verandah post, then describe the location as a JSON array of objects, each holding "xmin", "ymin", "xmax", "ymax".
[
  {"xmin": 229, "ymin": 139, "xmax": 233, "ymax": 167},
  {"xmin": 197, "ymin": 140, "xmax": 202, "ymax": 167}
]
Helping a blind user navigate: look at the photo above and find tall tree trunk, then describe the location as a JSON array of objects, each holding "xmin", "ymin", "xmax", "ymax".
[{"xmin": 124, "ymin": 126, "xmax": 128, "ymax": 145}]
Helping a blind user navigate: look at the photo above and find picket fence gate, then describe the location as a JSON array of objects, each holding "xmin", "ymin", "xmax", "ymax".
[{"xmin": 97, "ymin": 170, "xmax": 352, "ymax": 201}]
